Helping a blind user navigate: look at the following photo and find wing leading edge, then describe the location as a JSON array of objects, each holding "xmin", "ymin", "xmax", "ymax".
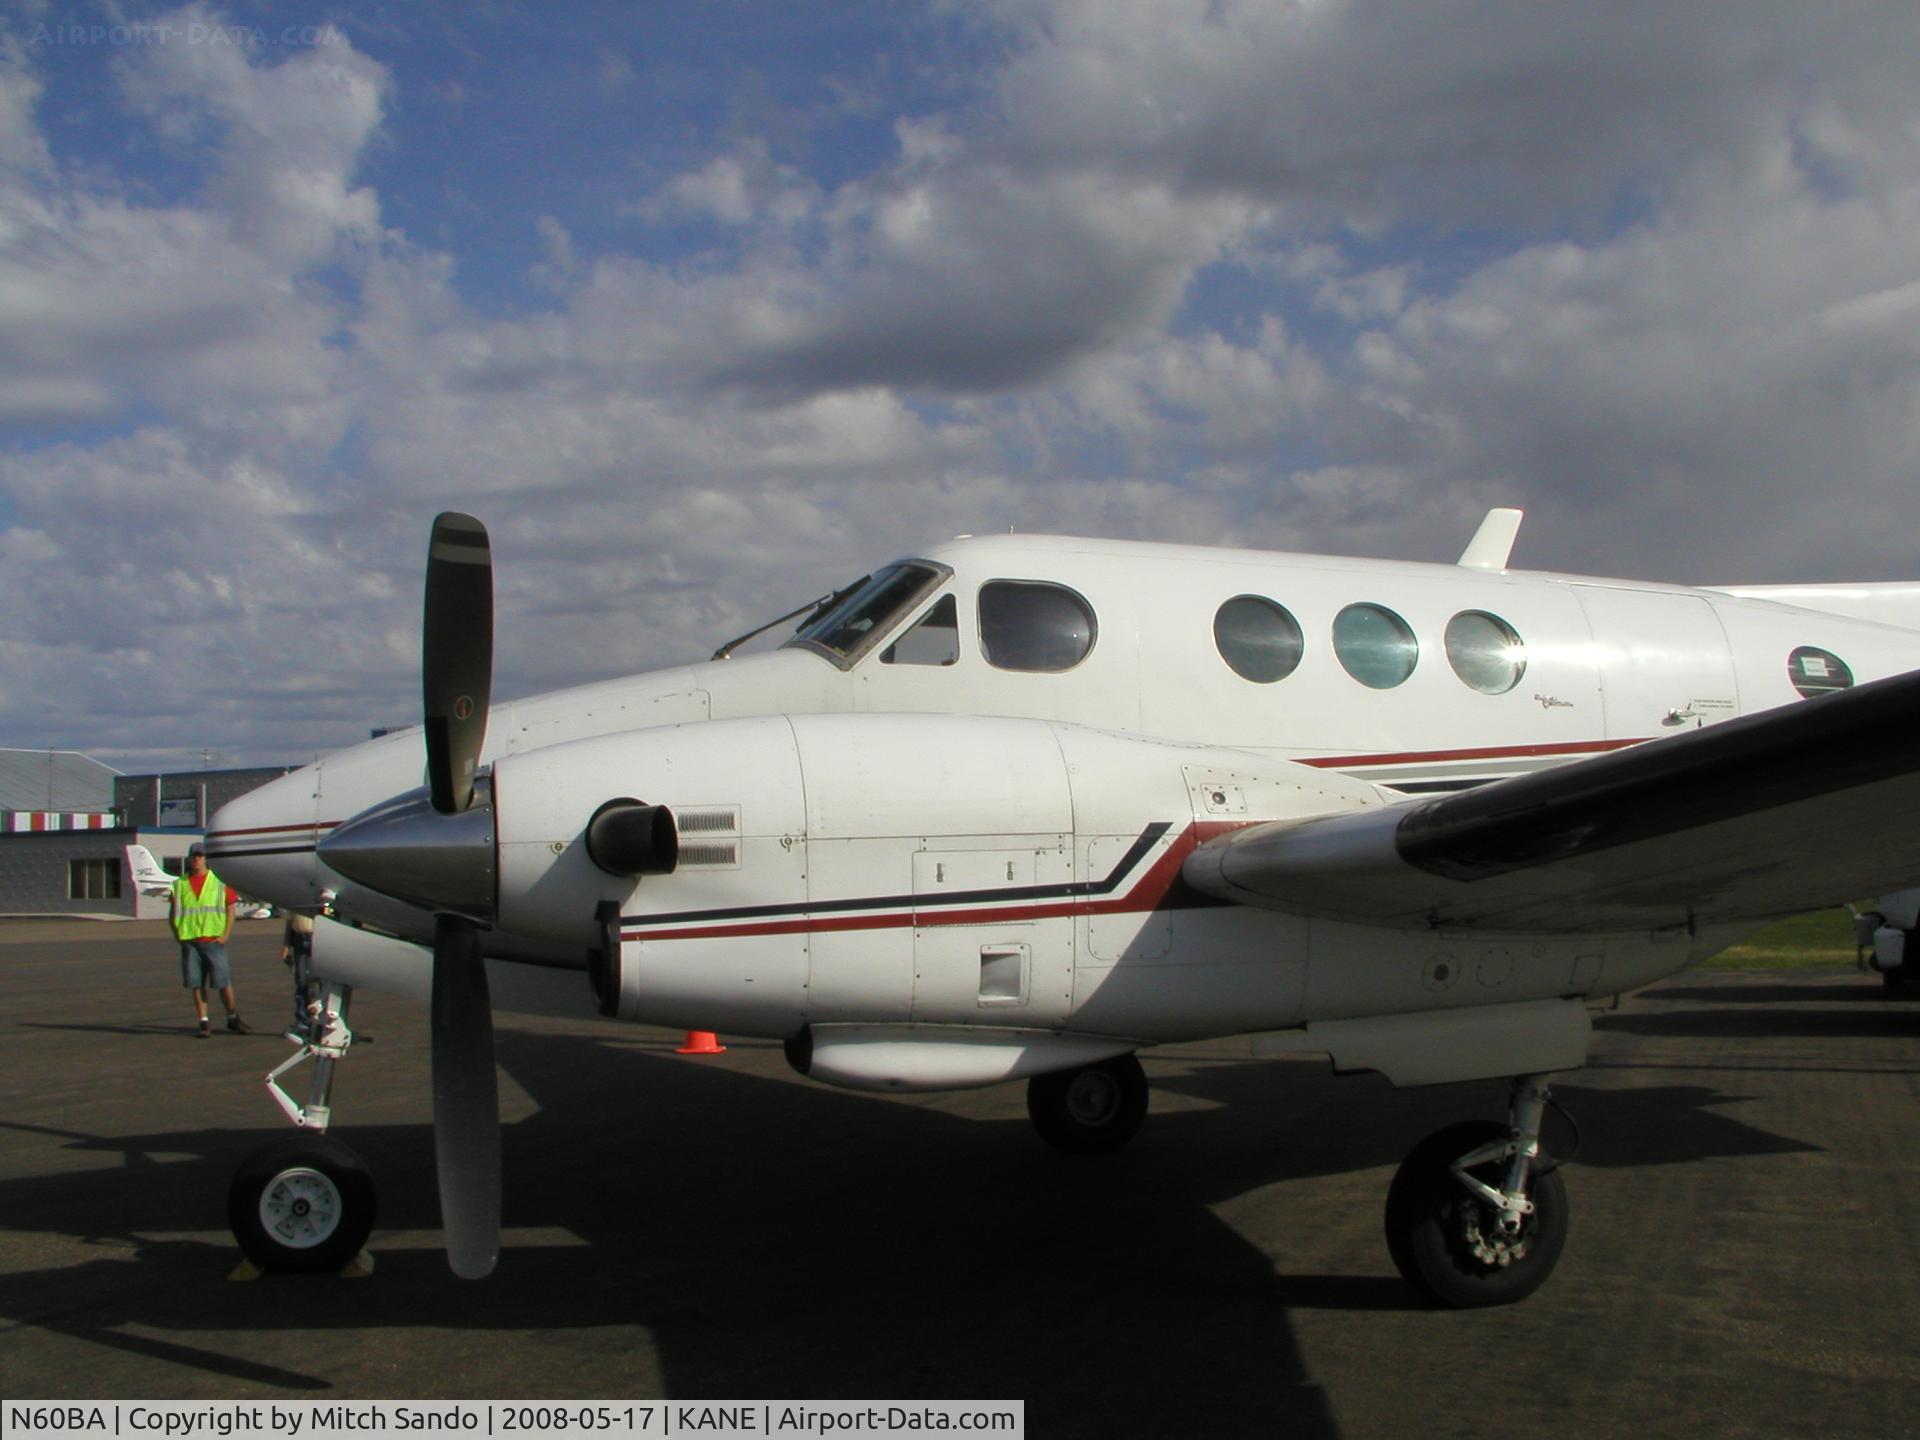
[{"xmin": 1185, "ymin": 667, "xmax": 1920, "ymax": 933}]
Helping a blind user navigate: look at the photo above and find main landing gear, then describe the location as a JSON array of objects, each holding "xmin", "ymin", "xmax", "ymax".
[
  {"xmin": 229, "ymin": 982, "xmax": 379, "ymax": 1273},
  {"xmin": 1384, "ymin": 1076, "xmax": 1568, "ymax": 1308},
  {"xmin": 1027, "ymin": 1057, "xmax": 1571, "ymax": 1308},
  {"xmin": 1026, "ymin": 1053, "xmax": 1149, "ymax": 1154}
]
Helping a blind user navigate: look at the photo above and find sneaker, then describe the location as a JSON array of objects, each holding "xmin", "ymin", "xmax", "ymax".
[
  {"xmin": 227, "ymin": 1015, "xmax": 253, "ymax": 1034},
  {"xmin": 196, "ymin": 1020, "xmax": 210, "ymax": 1039}
]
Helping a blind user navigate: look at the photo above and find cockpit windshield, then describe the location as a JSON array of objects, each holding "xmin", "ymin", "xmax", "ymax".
[{"xmin": 783, "ymin": 561, "xmax": 952, "ymax": 668}]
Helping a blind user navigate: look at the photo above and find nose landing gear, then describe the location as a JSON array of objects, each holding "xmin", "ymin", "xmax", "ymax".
[{"xmin": 229, "ymin": 982, "xmax": 378, "ymax": 1274}]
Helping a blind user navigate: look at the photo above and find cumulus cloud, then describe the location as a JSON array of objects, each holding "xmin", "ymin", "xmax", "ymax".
[
  {"xmin": 4, "ymin": 0, "xmax": 1920, "ymax": 768},
  {"xmin": 633, "ymin": 138, "xmax": 822, "ymax": 229},
  {"xmin": 0, "ymin": 9, "xmax": 383, "ymax": 433}
]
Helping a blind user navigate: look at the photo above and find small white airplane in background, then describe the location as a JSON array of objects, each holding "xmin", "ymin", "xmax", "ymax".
[
  {"xmin": 207, "ymin": 508, "xmax": 1920, "ymax": 1304},
  {"xmin": 125, "ymin": 844, "xmax": 273, "ymax": 916},
  {"xmin": 125, "ymin": 844, "xmax": 178, "ymax": 898}
]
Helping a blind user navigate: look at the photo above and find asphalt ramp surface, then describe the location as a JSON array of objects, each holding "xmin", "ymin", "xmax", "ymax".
[{"xmin": 3, "ymin": 919, "xmax": 1917, "ymax": 1439}]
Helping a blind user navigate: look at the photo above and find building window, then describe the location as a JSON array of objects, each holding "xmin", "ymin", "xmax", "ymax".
[
  {"xmin": 979, "ymin": 581, "xmax": 1097, "ymax": 672},
  {"xmin": 69, "ymin": 858, "xmax": 121, "ymax": 900},
  {"xmin": 1214, "ymin": 595, "xmax": 1305, "ymax": 683},
  {"xmin": 1787, "ymin": 646, "xmax": 1853, "ymax": 698},
  {"xmin": 1445, "ymin": 611, "xmax": 1527, "ymax": 694},
  {"xmin": 1332, "ymin": 603, "xmax": 1419, "ymax": 689}
]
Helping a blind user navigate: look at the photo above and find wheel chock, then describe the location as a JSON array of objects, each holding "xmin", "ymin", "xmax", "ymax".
[{"xmin": 227, "ymin": 1249, "xmax": 375, "ymax": 1279}]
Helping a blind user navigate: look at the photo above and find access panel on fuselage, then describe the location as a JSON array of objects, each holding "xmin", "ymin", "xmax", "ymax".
[
  {"xmin": 790, "ymin": 712, "xmax": 1077, "ymax": 1029},
  {"xmin": 910, "ymin": 845, "xmax": 1074, "ymax": 1024},
  {"xmin": 1573, "ymin": 586, "xmax": 1740, "ymax": 737}
]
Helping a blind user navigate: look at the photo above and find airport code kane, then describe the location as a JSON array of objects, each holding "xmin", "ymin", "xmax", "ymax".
[{"xmin": 4, "ymin": 1407, "xmax": 1018, "ymax": 1436}]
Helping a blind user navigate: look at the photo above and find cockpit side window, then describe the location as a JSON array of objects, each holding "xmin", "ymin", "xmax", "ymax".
[
  {"xmin": 881, "ymin": 594, "xmax": 960, "ymax": 666},
  {"xmin": 784, "ymin": 562, "xmax": 952, "ymax": 669},
  {"xmin": 979, "ymin": 580, "xmax": 1097, "ymax": 672}
]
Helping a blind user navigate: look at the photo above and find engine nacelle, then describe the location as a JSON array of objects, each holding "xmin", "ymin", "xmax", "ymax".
[{"xmin": 484, "ymin": 712, "xmax": 1373, "ymax": 1039}]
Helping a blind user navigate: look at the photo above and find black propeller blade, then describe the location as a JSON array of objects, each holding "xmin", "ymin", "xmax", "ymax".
[
  {"xmin": 431, "ymin": 912, "xmax": 501, "ymax": 1279},
  {"xmin": 423, "ymin": 510, "xmax": 500, "ymax": 1277},
  {"xmin": 424, "ymin": 512, "xmax": 493, "ymax": 816}
]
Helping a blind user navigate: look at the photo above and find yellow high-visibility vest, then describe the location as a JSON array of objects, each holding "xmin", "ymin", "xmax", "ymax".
[{"xmin": 171, "ymin": 873, "xmax": 230, "ymax": 941}]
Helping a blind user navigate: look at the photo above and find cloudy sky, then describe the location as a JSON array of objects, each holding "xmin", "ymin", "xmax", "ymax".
[{"xmin": 3, "ymin": 0, "xmax": 1919, "ymax": 771}]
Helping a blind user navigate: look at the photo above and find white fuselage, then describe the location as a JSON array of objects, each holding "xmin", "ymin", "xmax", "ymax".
[{"xmin": 210, "ymin": 533, "xmax": 1920, "ymax": 1068}]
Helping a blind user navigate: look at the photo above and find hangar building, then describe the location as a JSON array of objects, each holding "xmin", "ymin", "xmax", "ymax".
[{"xmin": 0, "ymin": 750, "xmax": 293, "ymax": 919}]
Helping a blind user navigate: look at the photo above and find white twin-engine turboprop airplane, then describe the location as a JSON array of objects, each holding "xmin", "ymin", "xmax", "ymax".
[{"xmin": 207, "ymin": 509, "xmax": 1920, "ymax": 1304}]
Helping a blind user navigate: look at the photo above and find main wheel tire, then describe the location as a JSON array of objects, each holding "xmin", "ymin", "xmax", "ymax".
[
  {"xmin": 1027, "ymin": 1054, "xmax": 1149, "ymax": 1154},
  {"xmin": 228, "ymin": 1134, "xmax": 377, "ymax": 1273},
  {"xmin": 1874, "ymin": 926, "xmax": 1916, "ymax": 990},
  {"xmin": 1385, "ymin": 1119, "xmax": 1568, "ymax": 1309}
]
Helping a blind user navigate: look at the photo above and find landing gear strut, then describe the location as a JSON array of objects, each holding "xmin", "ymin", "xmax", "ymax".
[
  {"xmin": 1384, "ymin": 1075, "xmax": 1569, "ymax": 1308},
  {"xmin": 230, "ymin": 981, "xmax": 378, "ymax": 1273},
  {"xmin": 1026, "ymin": 1053, "xmax": 1149, "ymax": 1154}
]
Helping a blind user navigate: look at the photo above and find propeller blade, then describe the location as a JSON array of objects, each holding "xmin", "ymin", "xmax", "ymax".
[
  {"xmin": 431, "ymin": 913, "xmax": 501, "ymax": 1279},
  {"xmin": 424, "ymin": 512, "xmax": 493, "ymax": 815}
]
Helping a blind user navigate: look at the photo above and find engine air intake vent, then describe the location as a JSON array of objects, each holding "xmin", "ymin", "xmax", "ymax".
[
  {"xmin": 678, "ymin": 807, "xmax": 741, "ymax": 835},
  {"xmin": 678, "ymin": 841, "xmax": 741, "ymax": 869}
]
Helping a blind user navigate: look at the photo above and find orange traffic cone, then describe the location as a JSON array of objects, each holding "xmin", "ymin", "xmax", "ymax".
[{"xmin": 676, "ymin": 1030, "xmax": 727, "ymax": 1055}]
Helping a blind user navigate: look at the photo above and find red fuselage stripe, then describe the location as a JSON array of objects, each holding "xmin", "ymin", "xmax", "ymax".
[
  {"xmin": 620, "ymin": 821, "xmax": 1234, "ymax": 944},
  {"xmin": 1298, "ymin": 737, "xmax": 1644, "ymax": 769},
  {"xmin": 206, "ymin": 821, "xmax": 342, "ymax": 840}
]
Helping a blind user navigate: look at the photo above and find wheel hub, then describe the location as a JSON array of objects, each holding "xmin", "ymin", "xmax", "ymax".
[
  {"xmin": 1459, "ymin": 1203, "xmax": 1531, "ymax": 1267},
  {"xmin": 260, "ymin": 1166, "xmax": 344, "ymax": 1249},
  {"xmin": 1066, "ymin": 1071, "xmax": 1120, "ymax": 1127}
]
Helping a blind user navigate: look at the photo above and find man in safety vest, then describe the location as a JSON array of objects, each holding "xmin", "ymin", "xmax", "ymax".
[{"xmin": 170, "ymin": 842, "xmax": 251, "ymax": 1038}]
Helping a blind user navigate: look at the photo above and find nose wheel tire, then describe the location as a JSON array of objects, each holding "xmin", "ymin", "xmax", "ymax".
[
  {"xmin": 1027, "ymin": 1054, "xmax": 1149, "ymax": 1154},
  {"xmin": 1385, "ymin": 1119, "xmax": 1568, "ymax": 1309},
  {"xmin": 228, "ymin": 1134, "xmax": 377, "ymax": 1273}
]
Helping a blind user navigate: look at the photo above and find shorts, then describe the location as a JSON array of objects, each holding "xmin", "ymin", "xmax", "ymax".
[{"xmin": 180, "ymin": 940, "xmax": 232, "ymax": 990}]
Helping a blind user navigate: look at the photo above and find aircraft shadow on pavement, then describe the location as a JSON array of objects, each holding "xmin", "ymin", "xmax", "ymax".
[
  {"xmin": 1146, "ymin": 1064, "xmax": 1814, "ymax": 1175},
  {"xmin": 20, "ymin": 1020, "xmax": 241, "ymax": 1040},
  {"xmin": 0, "ymin": 1027, "xmax": 1816, "ymax": 1430},
  {"xmin": 1594, "ymin": 1004, "xmax": 1920, "ymax": 1043},
  {"xmin": 1639, "ymin": 979, "xmax": 1905, "ymax": 1007},
  {"xmin": 5, "ymin": 1029, "xmax": 1360, "ymax": 1434}
]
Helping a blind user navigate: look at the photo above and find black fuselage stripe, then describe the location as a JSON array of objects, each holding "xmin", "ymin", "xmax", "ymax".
[{"xmin": 625, "ymin": 822, "xmax": 1171, "ymax": 926}]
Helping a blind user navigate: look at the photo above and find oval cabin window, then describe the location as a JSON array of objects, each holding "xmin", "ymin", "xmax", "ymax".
[
  {"xmin": 1445, "ymin": 610, "xmax": 1527, "ymax": 694},
  {"xmin": 1214, "ymin": 595, "xmax": 1305, "ymax": 683},
  {"xmin": 1332, "ymin": 603, "xmax": 1419, "ymax": 689},
  {"xmin": 1787, "ymin": 646, "xmax": 1853, "ymax": 698},
  {"xmin": 978, "ymin": 581, "xmax": 1097, "ymax": 672}
]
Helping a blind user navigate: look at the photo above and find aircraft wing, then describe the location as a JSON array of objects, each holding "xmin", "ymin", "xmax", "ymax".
[{"xmin": 1184, "ymin": 667, "xmax": 1920, "ymax": 932}]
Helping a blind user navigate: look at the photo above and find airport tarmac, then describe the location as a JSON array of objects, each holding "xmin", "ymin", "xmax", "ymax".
[{"xmin": 3, "ymin": 917, "xmax": 1918, "ymax": 1439}]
